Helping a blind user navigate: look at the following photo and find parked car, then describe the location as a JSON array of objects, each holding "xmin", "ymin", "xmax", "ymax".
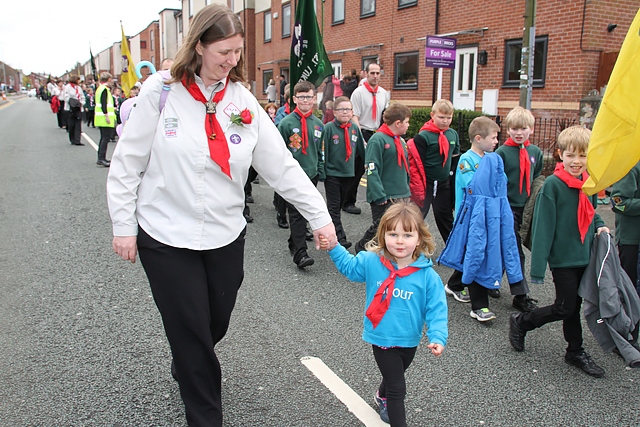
[
  {"xmin": 20, "ymin": 87, "xmax": 27, "ymax": 94},
  {"xmin": 28, "ymin": 88, "xmax": 37, "ymax": 97}
]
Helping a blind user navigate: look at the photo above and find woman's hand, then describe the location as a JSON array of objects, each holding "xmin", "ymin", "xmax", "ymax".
[
  {"xmin": 314, "ymin": 223, "xmax": 337, "ymax": 251},
  {"xmin": 113, "ymin": 236, "xmax": 138, "ymax": 263}
]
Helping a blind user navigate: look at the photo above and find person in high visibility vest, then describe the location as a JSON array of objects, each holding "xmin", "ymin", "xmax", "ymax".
[{"xmin": 94, "ymin": 72, "xmax": 116, "ymax": 167}]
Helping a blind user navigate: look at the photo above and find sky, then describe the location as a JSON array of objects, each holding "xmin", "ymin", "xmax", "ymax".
[{"xmin": 0, "ymin": 0, "xmax": 181, "ymax": 76}]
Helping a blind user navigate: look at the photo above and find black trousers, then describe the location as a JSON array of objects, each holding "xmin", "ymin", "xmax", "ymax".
[
  {"xmin": 67, "ymin": 111, "xmax": 82, "ymax": 145},
  {"xmin": 324, "ymin": 176, "xmax": 351, "ymax": 242},
  {"xmin": 344, "ymin": 129, "xmax": 372, "ymax": 207},
  {"xmin": 137, "ymin": 227, "xmax": 246, "ymax": 427},
  {"xmin": 98, "ymin": 127, "xmax": 114, "ymax": 161},
  {"xmin": 618, "ymin": 244, "xmax": 639, "ymax": 288},
  {"xmin": 85, "ymin": 110, "xmax": 95, "ymax": 126},
  {"xmin": 356, "ymin": 201, "xmax": 391, "ymax": 251},
  {"xmin": 519, "ymin": 267, "xmax": 585, "ymax": 355},
  {"xmin": 287, "ymin": 175, "xmax": 318, "ymax": 262},
  {"xmin": 372, "ymin": 345, "xmax": 417, "ymax": 427},
  {"xmin": 421, "ymin": 179, "xmax": 453, "ymax": 244},
  {"xmin": 57, "ymin": 100, "xmax": 65, "ymax": 128},
  {"xmin": 509, "ymin": 206, "xmax": 530, "ymax": 296}
]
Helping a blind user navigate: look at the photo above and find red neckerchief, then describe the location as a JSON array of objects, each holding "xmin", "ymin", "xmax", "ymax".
[
  {"xmin": 377, "ymin": 123, "xmax": 409, "ymax": 172},
  {"xmin": 69, "ymin": 82, "xmax": 81, "ymax": 102},
  {"xmin": 420, "ymin": 120, "xmax": 451, "ymax": 167},
  {"xmin": 365, "ymin": 256, "xmax": 419, "ymax": 328},
  {"xmin": 182, "ymin": 77, "xmax": 231, "ymax": 179},
  {"xmin": 294, "ymin": 107, "xmax": 312, "ymax": 155},
  {"xmin": 504, "ymin": 138, "xmax": 532, "ymax": 196},
  {"xmin": 553, "ymin": 163, "xmax": 595, "ymax": 243},
  {"xmin": 335, "ymin": 119, "xmax": 352, "ymax": 161},
  {"xmin": 363, "ymin": 80, "xmax": 378, "ymax": 121},
  {"xmin": 284, "ymin": 103, "xmax": 290, "ymax": 114}
]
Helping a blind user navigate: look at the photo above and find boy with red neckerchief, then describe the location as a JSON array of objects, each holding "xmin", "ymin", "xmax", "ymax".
[
  {"xmin": 354, "ymin": 103, "xmax": 412, "ymax": 253},
  {"xmin": 495, "ymin": 106, "xmax": 541, "ymax": 309},
  {"xmin": 509, "ymin": 126, "xmax": 610, "ymax": 377},
  {"xmin": 278, "ymin": 81, "xmax": 325, "ymax": 269},
  {"xmin": 322, "ymin": 96, "xmax": 365, "ymax": 249},
  {"xmin": 412, "ymin": 99, "xmax": 460, "ymax": 243}
]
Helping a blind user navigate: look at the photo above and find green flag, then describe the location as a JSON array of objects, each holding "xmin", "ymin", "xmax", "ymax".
[
  {"xmin": 90, "ymin": 47, "xmax": 97, "ymax": 82},
  {"xmin": 290, "ymin": 0, "xmax": 333, "ymax": 91}
]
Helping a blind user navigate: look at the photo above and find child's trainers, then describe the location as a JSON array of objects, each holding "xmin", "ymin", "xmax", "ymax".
[
  {"xmin": 444, "ymin": 284, "xmax": 471, "ymax": 303},
  {"xmin": 470, "ymin": 308, "xmax": 496, "ymax": 322},
  {"xmin": 374, "ymin": 391, "xmax": 390, "ymax": 423}
]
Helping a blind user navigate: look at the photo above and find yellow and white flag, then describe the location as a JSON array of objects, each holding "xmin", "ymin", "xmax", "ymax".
[
  {"xmin": 119, "ymin": 23, "xmax": 138, "ymax": 98},
  {"xmin": 583, "ymin": 8, "xmax": 640, "ymax": 195}
]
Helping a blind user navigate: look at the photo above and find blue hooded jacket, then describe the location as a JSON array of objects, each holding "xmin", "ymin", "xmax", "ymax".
[
  {"xmin": 438, "ymin": 153, "xmax": 523, "ymax": 289},
  {"xmin": 328, "ymin": 245, "xmax": 448, "ymax": 348}
]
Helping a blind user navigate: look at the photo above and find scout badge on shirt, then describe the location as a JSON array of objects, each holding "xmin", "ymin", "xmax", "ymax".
[
  {"xmin": 164, "ymin": 118, "xmax": 178, "ymax": 138},
  {"xmin": 289, "ymin": 133, "xmax": 302, "ymax": 152},
  {"xmin": 367, "ymin": 162, "xmax": 375, "ymax": 175}
]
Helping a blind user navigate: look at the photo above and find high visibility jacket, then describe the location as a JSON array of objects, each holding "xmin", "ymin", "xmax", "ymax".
[{"xmin": 94, "ymin": 84, "xmax": 115, "ymax": 128}]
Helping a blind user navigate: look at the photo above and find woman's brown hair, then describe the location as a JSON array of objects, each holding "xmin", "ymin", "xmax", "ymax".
[{"xmin": 170, "ymin": 4, "xmax": 245, "ymax": 85}]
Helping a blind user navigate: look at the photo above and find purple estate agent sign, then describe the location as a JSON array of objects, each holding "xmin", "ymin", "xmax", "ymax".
[{"xmin": 425, "ymin": 36, "xmax": 457, "ymax": 69}]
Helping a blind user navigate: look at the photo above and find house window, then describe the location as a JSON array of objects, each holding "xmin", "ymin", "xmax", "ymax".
[
  {"xmin": 189, "ymin": 0, "xmax": 194, "ymax": 17},
  {"xmin": 264, "ymin": 11, "xmax": 272, "ymax": 42},
  {"xmin": 150, "ymin": 31, "xmax": 154, "ymax": 51},
  {"xmin": 394, "ymin": 52, "xmax": 419, "ymax": 89},
  {"xmin": 503, "ymin": 35, "xmax": 548, "ymax": 88},
  {"xmin": 140, "ymin": 40, "xmax": 147, "ymax": 49},
  {"xmin": 398, "ymin": 0, "xmax": 417, "ymax": 8},
  {"xmin": 362, "ymin": 56, "xmax": 378, "ymax": 73},
  {"xmin": 333, "ymin": 0, "xmax": 345, "ymax": 24},
  {"xmin": 263, "ymin": 69, "xmax": 274, "ymax": 93},
  {"xmin": 282, "ymin": 3, "xmax": 291, "ymax": 38},
  {"xmin": 361, "ymin": 0, "xmax": 375, "ymax": 17}
]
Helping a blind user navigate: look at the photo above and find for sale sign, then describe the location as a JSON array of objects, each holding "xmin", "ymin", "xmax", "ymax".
[{"xmin": 425, "ymin": 36, "xmax": 457, "ymax": 69}]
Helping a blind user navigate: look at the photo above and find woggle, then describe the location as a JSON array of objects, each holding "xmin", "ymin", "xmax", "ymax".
[{"xmin": 135, "ymin": 61, "xmax": 157, "ymax": 78}]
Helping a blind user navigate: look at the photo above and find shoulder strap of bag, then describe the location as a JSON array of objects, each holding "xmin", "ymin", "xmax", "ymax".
[{"xmin": 157, "ymin": 70, "xmax": 171, "ymax": 112}]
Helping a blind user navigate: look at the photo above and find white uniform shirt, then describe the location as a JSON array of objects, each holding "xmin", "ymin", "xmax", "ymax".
[
  {"xmin": 351, "ymin": 84, "xmax": 390, "ymax": 132},
  {"xmin": 107, "ymin": 72, "xmax": 331, "ymax": 250}
]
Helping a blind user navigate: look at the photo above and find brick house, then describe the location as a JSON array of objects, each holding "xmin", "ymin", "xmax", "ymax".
[{"xmin": 246, "ymin": 0, "xmax": 637, "ymax": 120}]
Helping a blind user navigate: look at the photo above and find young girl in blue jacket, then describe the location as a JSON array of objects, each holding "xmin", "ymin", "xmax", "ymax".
[{"xmin": 320, "ymin": 200, "xmax": 448, "ymax": 426}]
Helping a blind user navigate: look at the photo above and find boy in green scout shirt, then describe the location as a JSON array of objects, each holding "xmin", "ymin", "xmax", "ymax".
[
  {"xmin": 278, "ymin": 81, "xmax": 325, "ymax": 269},
  {"xmin": 610, "ymin": 161, "xmax": 640, "ymax": 294},
  {"xmin": 354, "ymin": 103, "xmax": 412, "ymax": 253},
  {"xmin": 495, "ymin": 106, "xmax": 541, "ymax": 309},
  {"xmin": 412, "ymin": 99, "xmax": 459, "ymax": 243},
  {"xmin": 322, "ymin": 96, "xmax": 365, "ymax": 249},
  {"xmin": 509, "ymin": 126, "xmax": 610, "ymax": 378}
]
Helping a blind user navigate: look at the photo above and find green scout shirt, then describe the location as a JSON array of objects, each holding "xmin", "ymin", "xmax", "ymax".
[
  {"xmin": 416, "ymin": 127, "xmax": 460, "ymax": 182},
  {"xmin": 322, "ymin": 120, "xmax": 365, "ymax": 178},
  {"xmin": 530, "ymin": 175, "xmax": 605, "ymax": 281},
  {"xmin": 610, "ymin": 161, "xmax": 640, "ymax": 246},
  {"xmin": 495, "ymin": 143, "xmax": 544, "ymax": 207},
  {"xmin": 278, "ymin": 112, "xmax": 325, "ymax": 180},
  {"xmin": 365, "ymin": 132, "xmax": 411, "ymax": 204}
]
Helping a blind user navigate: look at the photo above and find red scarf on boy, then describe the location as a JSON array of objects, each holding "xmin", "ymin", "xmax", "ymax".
[
  {"xmin": 420, "ymin": 120, "xmax": 450, "ymax": 166},
  {"xmin": 504, "ymin": 138, "xmax": 532, "ymax": 196},
  {"xmin": 336, "ymin": 119, "xmax": 352, "ymax": 161},
  {"xmin": 365, "ymin": 256, "xmax": 419, "ymax": 328},
  {"xmin": 377, "ymin": 123, "xmax": 409, "ymax": 172},
  {"xmin": 182, "ymin": 77, "xmax": 231, "ymax": 179},
  {"xmin": 553, "ymin": 163, "xmax": 595, "ymax": 243},
  {"xmin": 294, "ymin": 107, "xmax": 313, "ymax": 155}
]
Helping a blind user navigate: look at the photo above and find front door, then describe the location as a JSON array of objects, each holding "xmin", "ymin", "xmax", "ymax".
[{"xmin": 452, "ymin": 47, "xmax": 478, "ymax": 111}]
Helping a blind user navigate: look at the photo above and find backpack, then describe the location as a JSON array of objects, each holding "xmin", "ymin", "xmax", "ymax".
[{"xmin": 406, "ymin": 137, "xmax": 427, "ymax": 207}]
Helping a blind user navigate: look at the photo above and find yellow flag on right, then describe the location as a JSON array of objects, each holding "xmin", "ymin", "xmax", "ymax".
[{"xmin": 583, "ymin": 8, "xmax": 640, "ymax": 196}]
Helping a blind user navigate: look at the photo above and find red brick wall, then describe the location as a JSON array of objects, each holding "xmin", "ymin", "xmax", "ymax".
[
  {"xmin": 251, "ymin": 0, "xmax": 636, "ymax": 116},
  {"xmin": 138, "ymin": 22, "xmax": 161, "ymax": 74}
]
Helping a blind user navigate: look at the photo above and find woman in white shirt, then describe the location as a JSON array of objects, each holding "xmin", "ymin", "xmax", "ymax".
[
  {"xmin": 63, "ymin": 75, "xmax": 85, "ymax": 145},
  {"xmin": 107, "ymin": 5, "xmax": 336, "ymax": 426}
]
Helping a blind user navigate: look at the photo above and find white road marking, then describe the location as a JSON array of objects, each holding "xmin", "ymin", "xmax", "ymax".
[
  {"xmin": 301, "ymin": 356, "xmax": 388, "ymax": 426},
  {"xmin": 82, "ymin": 132, "xmax": 99, "ymax": 151}
]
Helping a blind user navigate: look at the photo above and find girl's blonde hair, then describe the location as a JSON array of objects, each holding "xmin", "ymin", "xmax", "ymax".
[
  {"xmin": 365, "ymin": 200, "xmax": 436, "ymax": 261},
  {"xmin": 170, "ymin": 4, "xmax": 245, "ymax": 86}
]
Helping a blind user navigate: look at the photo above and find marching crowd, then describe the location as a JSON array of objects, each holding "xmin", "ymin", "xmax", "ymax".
[{"xmin": 40, "ymin": 5, "xmax": 639, "ymax": 426}]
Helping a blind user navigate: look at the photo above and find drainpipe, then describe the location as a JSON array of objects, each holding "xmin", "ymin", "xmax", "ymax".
[{"xmin": 431, "ymin": 0, "xmax": 440, "ymax": 104}]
